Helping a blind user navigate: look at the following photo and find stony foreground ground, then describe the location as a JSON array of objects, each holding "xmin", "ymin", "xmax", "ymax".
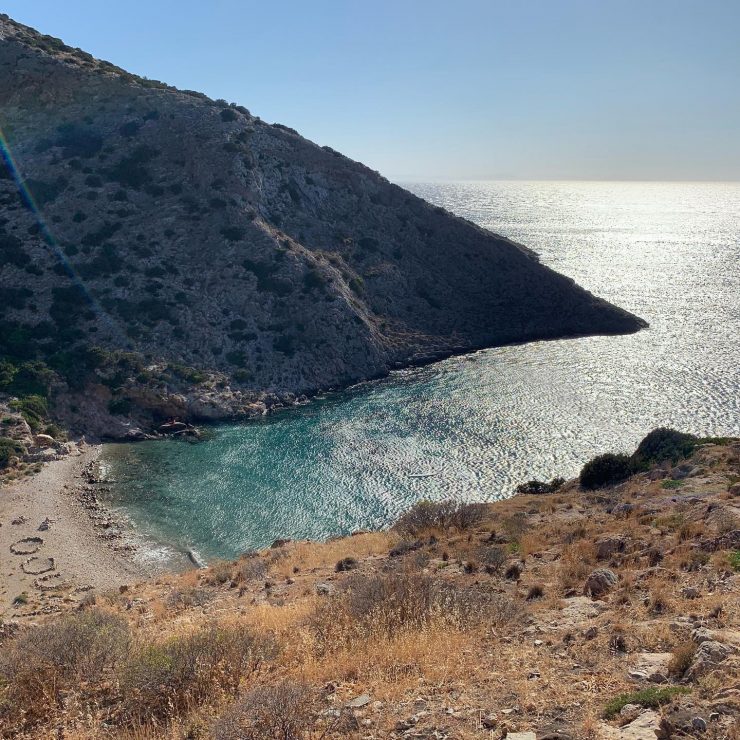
[{"xmin": 0, "ymin": 439, "xmax": 738, "ymax": 738}]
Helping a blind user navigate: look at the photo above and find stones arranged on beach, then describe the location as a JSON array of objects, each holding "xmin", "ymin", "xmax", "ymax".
[
  {"xmin": 10, "ymin": 536, "xmax": 43, "ymax": 555},
  {"xmin": 21, "ymin": 556, "xmax": 56, "ymax": 575}
]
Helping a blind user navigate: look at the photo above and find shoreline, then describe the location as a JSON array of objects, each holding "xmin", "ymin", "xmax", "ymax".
[{"xmin": 0, "ymin": 444, "xmax": 154, "ymax": 619}]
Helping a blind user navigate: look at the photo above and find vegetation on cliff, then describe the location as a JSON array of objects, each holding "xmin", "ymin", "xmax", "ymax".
[{"xmin": 0, "ymin": 14, "xmax": 645, "ymax": 439}]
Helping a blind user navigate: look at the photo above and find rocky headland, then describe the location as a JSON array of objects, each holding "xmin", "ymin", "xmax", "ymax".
[{"xmin": 0, "ymin": 14, "xmax": 645, "ymax": 445}]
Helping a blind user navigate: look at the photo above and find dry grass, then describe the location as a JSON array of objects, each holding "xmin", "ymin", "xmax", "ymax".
[
  {"xmin": 2, "ymin": 439, "xmax": 737, "ymax": 738},
  {"xmin": 267, "ymin": 532, "xmax": 397, "ymax": 578},
  {"xmin": 668, "ymin": 641, "xmax": 696, "ymax": 677},
  {"xmin": 558, "ymin": 540, "xmax": 596, "ymax": 591}
]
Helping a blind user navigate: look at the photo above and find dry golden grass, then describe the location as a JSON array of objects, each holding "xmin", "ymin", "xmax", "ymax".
[
  {"xmin": 3, "ymin": 440, "xmax": 738, "ymax": 739},
  {"xmin": 267, "ymin": 531, "xmax": 399, "ymax": 578},
  {"xmin": 557, "ymin": 539, "xmax": 596, "ymax": 591}
]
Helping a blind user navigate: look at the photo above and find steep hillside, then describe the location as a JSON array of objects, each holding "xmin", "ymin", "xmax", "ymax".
[
  {"xmin": 1, "ymin": 432, "xmax": 738, "ymax": 738},
  {"xmin": 0, "ymin": 16, "xmax": 645, "ymax": 438}
]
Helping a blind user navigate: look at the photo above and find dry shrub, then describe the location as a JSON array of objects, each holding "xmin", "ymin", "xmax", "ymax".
[
  {"xmin": 480, "ymin": 544, "xmax": 507, "ymax": 574},
  {"xmin": 0, "ymin": 609, "xmax": 129, "ymax": 729},
  {"xmin": 526, "ymin": 584, "xmax": 545, "ymax": 600},
  {"xmin": 166, "ymin": 586, "xmax": 213, "ymax": 609},
  {"xmin": 393, "ymin": 500, "xmax": 485, "ymax": 536},
  {"xmin": 203, "ymin": 560, "xmax": 234, "ymax": 585},
  {"xmin": 505, "ymin": 562, "xmax": 522, "ymax": 580},
  {"xmin": 677, "ymin": 521, "xmax": 702, "ymax": 543},
  {"xmin": 335, "ymin": 556, "xmax": 358, "ymax": 572},
  {"xmin": 713, "ymin": 508, "xmax": 739, "ymax": 535},
  {"xmin": 309, "ymin": 571, "xmax": 519, "ymax": 654},
  {"xmin": 679, "ymin": 549, "xmax": 710, "ymax": 572},
  {"xmin": 647, "ymin": 585, "xmax": 672, "ymax": 615},
  {"xmin": 558, "ymin": 540, "xmax": 595, "ymax": 591},
  {"xmin": 118, "ymin": 622, "xmax": 277, "ymax": 724},
  {"xmin": 668, "ymin": 641, "xmax": 696, "ymax": 677},
  {"xmin": 211, "ymin": 681, "xmax": 316, "ymax": 740},
  {"xmin": 236, "ymin": 555, "xmax": 268, "ymax": 582},
  {"xmin": 501, "ymin": 512, "xmax": 529, "ymax": 541},
  {"xmin": 520, "ymin": 532, "xmax": 545, "ymax": 557},
  {"xmin": 563, "ymin": 523, "xmax": 588, "ymax": 544}
]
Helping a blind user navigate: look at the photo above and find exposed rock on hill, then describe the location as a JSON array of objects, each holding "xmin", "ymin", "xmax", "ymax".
[{"xmin": 0, "ymin": 15, "xmax": 646, "ymax": 437}]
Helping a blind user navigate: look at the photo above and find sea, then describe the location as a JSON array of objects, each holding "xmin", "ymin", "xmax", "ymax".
[{"xmin": 100, "ymin": 181, "xmax": 740, "ymax": 565}]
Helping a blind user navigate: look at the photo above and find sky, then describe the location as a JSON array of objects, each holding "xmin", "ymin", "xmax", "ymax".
[{"xmin": 3, "ymin": 0, "xmax": 739, "ymax": 181}]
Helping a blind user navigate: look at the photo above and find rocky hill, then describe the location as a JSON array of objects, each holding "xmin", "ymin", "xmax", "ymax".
[{"xmin": 0, "ymin": 15, "xmax": 645, "ymax": 438}]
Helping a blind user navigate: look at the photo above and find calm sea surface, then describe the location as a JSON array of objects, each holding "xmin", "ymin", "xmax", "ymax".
[{"xmin": 102, "ymin": 181, "xmax": 740, "ymax": 564}]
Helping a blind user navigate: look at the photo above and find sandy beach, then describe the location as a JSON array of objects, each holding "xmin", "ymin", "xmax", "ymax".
[{"xmin": 0, "ymin": 444, "xmax": 151, "ymax": 619}]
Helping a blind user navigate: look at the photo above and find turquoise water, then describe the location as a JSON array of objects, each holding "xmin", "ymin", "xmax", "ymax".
[{"xmin": 102, "ymin": 181, "xmax": 740, "ymax": 564}]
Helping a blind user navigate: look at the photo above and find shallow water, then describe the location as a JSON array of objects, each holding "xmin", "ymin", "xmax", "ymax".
[{"xmin": 102, "ymin": 181, "xmax": 740, "ymax": 563}]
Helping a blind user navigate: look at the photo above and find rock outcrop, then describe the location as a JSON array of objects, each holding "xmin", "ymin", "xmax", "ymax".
[{"xmin": 0, "ymin": 15, "xmax": 646, "ymax": 436}]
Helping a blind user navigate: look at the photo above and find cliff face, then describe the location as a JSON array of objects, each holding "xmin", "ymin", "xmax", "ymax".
[{"xmin": 0, "ymin": 16, "xmax": 646, "ymax": 437}]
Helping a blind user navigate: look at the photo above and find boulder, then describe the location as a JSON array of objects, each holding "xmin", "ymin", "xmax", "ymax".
[
  {"xmin": 600, "ymin": 710, "xmax": 661, "ymax": 739},
  {"xmin": 686, "ymin": 640, "xmax": 730, "ymax": 679},
  {"xmin": 699, "ymin": 529, "xmax": 740, "ymax": 552},
  {"xmin": 346, "ymin": 694, "xmax": 371, "ymax": 709},
  {"xmin": 583, "ymin": 568, "xmax": 618, "ymax": 598},
  {"xmin": 628, "ymin": 652, "xmax": 672, "ymax": 683},
  {"xmin": 596, "ymin": 536, "xmax": 626, "ymax": 560},
  {"xmin": 33, "ymin": 433, "xmax": 55, "ymax": 447}
]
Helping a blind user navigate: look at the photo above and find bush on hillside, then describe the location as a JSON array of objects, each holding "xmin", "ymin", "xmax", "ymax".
[
  {"xmin": 212, "ymin": 681, "xmax": 315, "ymax": 740},
  {"xmin": 9, "ymin": 394, "xmax": 49, "ymax": 432},
  {"xmin": 579, "ymin": 427, "xmax": 703, "ymax": 489},
  {"xmin": 119, "ymin": 624, "xmax": 277, "ymax": 723},
  {"xmin": 632, "ymin": 427, "xmax": 698, "ymax": 467},
  {"xmin": 309, "ymin": 571, "xmax": 520, "ymax": 653},
  {"xmin": 579, "ymin": 453, "xmax": 634, "ymax": 489},
  {"xmin": 394, "ymin": 499, "xmax": 486, "ymax": 536},
  {"xmin": 516, "ymin": 477, "xmax": 565, "ymax": 495},
  {"xmin": 0, "ymin": 436, "xmax": 25, "ymax": 468},
  {"xmin": 0, "ymin": 609, "xmax": 129, "ymax": 728}
]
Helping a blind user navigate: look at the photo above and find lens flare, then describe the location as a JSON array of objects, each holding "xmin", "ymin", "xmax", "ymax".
[{"xmin": 0, "ymin": 126, "xmax": 130, "ymax": 348}]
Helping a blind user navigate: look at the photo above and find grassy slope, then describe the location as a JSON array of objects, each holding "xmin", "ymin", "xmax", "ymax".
[{"xmin": 1, "ymin": 438, "xmax": 738, "ymax": 738}]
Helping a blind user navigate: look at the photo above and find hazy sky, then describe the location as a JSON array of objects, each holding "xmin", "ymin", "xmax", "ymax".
[{"xmin": 4, "ymin": 0, "xmax": 739, "ymax": 181}]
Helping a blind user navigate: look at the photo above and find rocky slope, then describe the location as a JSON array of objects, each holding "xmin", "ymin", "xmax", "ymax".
[
  {"xmin": 1, "ymin": 432, "xmax": 737, "ymax": 738},
  {"xmin": 0, "ymin": 15, "xmax": 645, "ymax": 438}
]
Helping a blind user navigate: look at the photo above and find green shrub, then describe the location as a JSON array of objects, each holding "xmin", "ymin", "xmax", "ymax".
[
  {"xmin": 603, "ymin": 686, "xmax": 689, "ymax": 719},
  {"xmin": 661, "ymin": 479, "xmax": 683, "ymax": 489},
  {"xmin": 579, "ymin": 453, "xmax": 634, "ymax": 489},
  {"xmin": 0, "ymin": 437, "xmax": 25, "ymax": 468},
  {"xmin": 516, "ymin": 477, "xmax": 565, "ymax": 494},
  {"xmin": 0, "ymin": 232, "xmax": 31, "ymax": 268},
  {"xmin": 108, "ymin": 397, "xmax": 133, "ymax": 416},
  {"xmin": 633, "ymin": 427, "xmax": 698, "ymax": 467},
  {"xmin": 167, "ymin": 363, "xmax": 206, "ymax": 384},
  {"xmin": 105, "ymin": 145, "xmax": 159, "ymax": 188},
  {"xmin": 730, "ymin": 551, "xmax": 740, "ymax": 572},
  {"xmin": 9, "ymin": 395, "xmax": 48, "ymax": 432}
]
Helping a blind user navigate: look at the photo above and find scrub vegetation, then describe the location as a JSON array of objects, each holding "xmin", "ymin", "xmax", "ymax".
[{"xmin": 1, "ymin": 432, "xmax": 738, "ymax": 738}]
